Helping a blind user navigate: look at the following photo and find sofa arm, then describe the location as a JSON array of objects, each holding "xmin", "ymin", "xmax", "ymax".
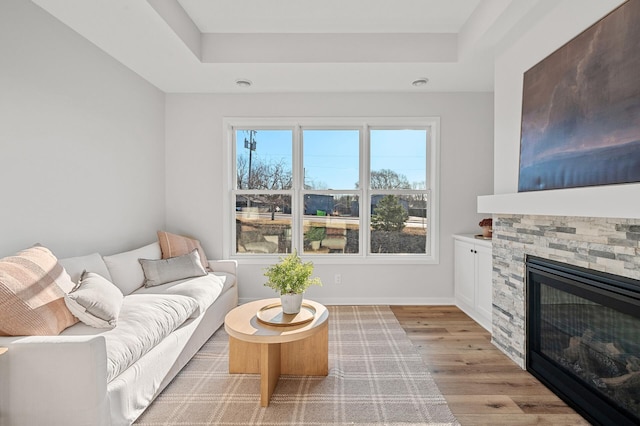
[
  {"xmin": 0, "ymin": 335, "xmax": 110, "ymax": 426},
  {"xmin": 209, "ymin": 259, "xmax": 238, "ymax": 275}
]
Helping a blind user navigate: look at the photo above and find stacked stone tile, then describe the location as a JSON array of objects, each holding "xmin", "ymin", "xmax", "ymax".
[{"xmin": 491, "ymin": 215, "xmax": 640, "ymax": 368}]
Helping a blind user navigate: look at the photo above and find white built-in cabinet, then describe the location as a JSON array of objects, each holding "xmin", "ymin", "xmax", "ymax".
[{"xmin": 453, "ymin": 234, "xmax": 492, "ymax": 332}]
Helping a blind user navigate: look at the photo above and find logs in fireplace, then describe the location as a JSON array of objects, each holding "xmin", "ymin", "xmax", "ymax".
[{"xmin": 526, "ymin": 256, "xmax": 640, "ymax": 426}]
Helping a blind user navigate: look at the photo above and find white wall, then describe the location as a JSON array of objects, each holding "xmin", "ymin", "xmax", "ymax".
[
  {"xmin": 165, "ymin": 93, "xmax": 494, "ymax": 304},
  {"xmin": 0, "ymin": 1, "xmax": 166, "ymax": 258},
  {"xmin": 493, "ymin": 0, "xmax": 629, "ymax": 194}
]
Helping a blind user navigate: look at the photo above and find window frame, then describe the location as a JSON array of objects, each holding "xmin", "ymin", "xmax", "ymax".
[{"xmin": 222, "ymin": 117, "xmax": 440, "ymax": 265}]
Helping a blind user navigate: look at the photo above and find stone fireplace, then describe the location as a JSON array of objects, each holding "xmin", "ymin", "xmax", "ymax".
[
  {"xmin": 491, "ymin": 214, "xmax": 640, "ymax": 368},
  {"xmin": 490, "ymin": 214, "xmax": 640, "ymax": 424}
]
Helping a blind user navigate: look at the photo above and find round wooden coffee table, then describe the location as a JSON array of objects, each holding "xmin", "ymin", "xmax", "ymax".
[{"xmin": 224, "ymin": 298, "xmax": 329, "ymax": 407}]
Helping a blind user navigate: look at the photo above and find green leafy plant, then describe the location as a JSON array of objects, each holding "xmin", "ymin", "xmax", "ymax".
[
  {"xmin": 371, "ymin": 195, "xmax": 408, "ymax": 232},
  {"xmin": 264, "ymin": 250, "xmax": 322, "ymax": 295},
  {"xmin": 305, "ymin": 226, "xmax": 326, "ymax": 242}
]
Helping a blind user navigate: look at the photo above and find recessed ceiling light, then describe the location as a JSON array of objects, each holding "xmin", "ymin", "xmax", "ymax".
[
  {"xmin": 236, "ymin": 79, "xmax": 252, "ymax": 88},
  {"xmin": 412, "ymin": 78, "xmax": 429, "ymax": 87}
]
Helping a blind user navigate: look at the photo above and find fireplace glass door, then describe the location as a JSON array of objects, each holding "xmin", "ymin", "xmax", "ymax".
[{"xmin": 527, "ymin": 256, "xmax": 640, "ymax": 426}]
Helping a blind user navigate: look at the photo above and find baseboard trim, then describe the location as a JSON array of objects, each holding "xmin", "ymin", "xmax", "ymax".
[{"xmin": 455, "ymin": 301, "xmax": 492, "ymax": 332}]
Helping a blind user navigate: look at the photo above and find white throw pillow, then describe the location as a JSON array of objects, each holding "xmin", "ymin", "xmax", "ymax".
[
  {"xmin": 139, "ymin": 249, "xmax": 207, "ymax": 288},
  {"xmin": 103, "ymin": 242, "xmax": 161, "ymax": 295},
  {"xmin": 64, "ymin": 271, "xmax": 124, "ymax": 329}
]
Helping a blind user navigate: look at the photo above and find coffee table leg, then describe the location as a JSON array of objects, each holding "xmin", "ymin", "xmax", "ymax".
[
  {"xmin": 229, "ymin": 336, "xmax": 260, "ymax": 373},
  {"xmin": 260, "ymin": 343, "xmax": 281, "ymax": 407},
  {"xmin": 280, "ymin": 321, "xmax": 329, "ymax": 375}
]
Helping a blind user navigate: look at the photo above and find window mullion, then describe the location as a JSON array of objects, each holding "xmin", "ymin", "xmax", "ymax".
[
  {"xmin": 292, "ymin": 124, "xmax": 303, "ymax": 253},
  {"xmin": 361, "ymin": 124, "xmax": 370, "ymax": 257}
]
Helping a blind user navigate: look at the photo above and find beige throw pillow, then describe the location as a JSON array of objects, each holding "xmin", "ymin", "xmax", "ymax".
[
  {"xmin": 0, "ymin": 245, "xmax": 78, "ymax": 336},
  {"xmin": 157, "ymin": 230, "xmax": 210, "ymax": 271}
]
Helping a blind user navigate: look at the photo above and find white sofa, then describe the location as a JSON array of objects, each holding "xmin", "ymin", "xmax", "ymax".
[{"xmin": 0, "ymin": 242, "xmax": 238, "ymax": 426}]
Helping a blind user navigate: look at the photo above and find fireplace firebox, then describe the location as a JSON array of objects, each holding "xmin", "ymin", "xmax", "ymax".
[{"xmin": 526, "ymin": 256, "xmax": 640, "ymax": 426}]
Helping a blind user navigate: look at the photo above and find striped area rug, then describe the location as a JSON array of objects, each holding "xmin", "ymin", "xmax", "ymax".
[{"xmin": 135, "ymin": 305, "xmax": 459, "ymax": 425}]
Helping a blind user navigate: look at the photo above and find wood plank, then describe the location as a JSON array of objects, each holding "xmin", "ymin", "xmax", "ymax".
[
  {"xmin": 404, "ymin": 327, "xmax": 489, "ymax": 337},
  {"xmin": 445, "ymin": 395, "xmax": 524, "ymax": 414},
  {"xmin": 455, "ymin": 413, "xmax": 591, "ymax": 425},
  {"xmin": 511, "ymin": 395, "xmax": 580, "ymax": 414},
  {"xmin": 415, "ymin": 351, "xmax": 518, "ymax": 367},
  {"xmin": 428, "ymin": 363, "xmax": 523, "ymax": 376},
  {"xmin": 408, "ymin": 338, "xmax": 497, "ymax": 353},
  {"xmin": 434, "ymin": 377, "xmax": 556, "ymax": 396}
]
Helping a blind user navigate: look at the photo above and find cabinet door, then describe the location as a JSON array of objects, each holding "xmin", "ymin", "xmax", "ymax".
[
  {"xmin": 454, "ymin": 240, "xmax": 475, "ymax": 309},
  {"xmin": 475, "ymin": 244, "xmax": 493, "ymax": 322}
]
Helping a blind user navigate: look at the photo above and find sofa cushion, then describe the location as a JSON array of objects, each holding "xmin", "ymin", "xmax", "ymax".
[
  {"xmin": 61, "ymin": 293, "xmax": 199, "ymax": 382},
  {"xmin": 139, "ymin": 249, "xmax": 207, "ymax": 288},
  {"xmin": 103, "ymin": 242, "xmax": 161, "ymax": 295},
  {"xmin": 59, "ymin": 252, "xmax": 112, "ymax": 284},
  {"xmin": 157, "ymin": 230, "xmax": 210, "ymax": 271},
  {"xmin": 134, "ymin": 273, "xmax": 226, "ymax": 317},
  {"xmin": 105, "ymin": 294, "xmax": 198, "ymax": 382},
  {"xmin": 64, "ymin": 272, "xmax": 123, "ymax": 329},
  {"xmin": 0, "ymin": 245, "xmax": 78, "ymax": 336}
]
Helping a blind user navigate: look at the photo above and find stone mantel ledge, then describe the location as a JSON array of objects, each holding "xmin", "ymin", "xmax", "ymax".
[{"xmin": 478, "ymin": 183, "xmax": 640, "ymax": 219}]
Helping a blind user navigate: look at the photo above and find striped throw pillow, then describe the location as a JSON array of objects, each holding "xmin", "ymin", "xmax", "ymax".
[
  {"xmin": 0, "ymin": 245, "xmax": 78, "ymax": 336},
  {"xmin": 157, "ymin": 231, "xmax": 210, "ymax": 271}
]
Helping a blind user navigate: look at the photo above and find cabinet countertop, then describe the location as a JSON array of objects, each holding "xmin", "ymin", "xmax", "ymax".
[{"xmin": 453, "ymin": 233, "xmax": 493, "ymax": 248}]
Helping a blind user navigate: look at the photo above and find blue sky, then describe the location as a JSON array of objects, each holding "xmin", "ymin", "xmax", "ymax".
[{"xmin": 236, "ymin": 129, "xmax": 427, "ymax": 190}]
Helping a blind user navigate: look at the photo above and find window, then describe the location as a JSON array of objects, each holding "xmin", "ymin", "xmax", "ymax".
[
  {"xmin": 225, "ymin": 118, "xmax": 439, "ymax": 263},
  {"xmin": 303, "ymin": 129, "xmax": 360, "ymax": 255},
  {"xmin": 369, "ymin": 129, "xmax": 428, "ymax": 254},
  {"xmin": 234, "ymin": 129, "xmax": 293, "ymax": 255}
]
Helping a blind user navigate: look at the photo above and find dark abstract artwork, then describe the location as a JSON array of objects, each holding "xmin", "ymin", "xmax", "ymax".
[{"xmin": 519, "ymin": 0, "xmax": 640, "ymax": 192}]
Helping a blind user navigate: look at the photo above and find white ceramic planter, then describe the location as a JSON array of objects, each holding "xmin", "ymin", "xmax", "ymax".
[{"xmin": 280, "ymin": 292, "xmax": 304, "ymax": 314}]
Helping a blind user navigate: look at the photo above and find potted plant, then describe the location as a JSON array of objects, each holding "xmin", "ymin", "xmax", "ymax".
[
  {"xmin": 479, "ymin": 218, "xmax": 493, "ymax": 238},
  {"xmin": 305, "ymin": 226, "xmax": 326, "ymax": 251},
  {"xmin": 263, "ymin": 250, "xmax": 322, "ymax": 314}
]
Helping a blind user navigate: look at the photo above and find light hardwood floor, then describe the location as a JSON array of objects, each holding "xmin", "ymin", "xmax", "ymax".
[{"xmin": 390, "ymin": 305, "xmax": 591, "ymax": 426}]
